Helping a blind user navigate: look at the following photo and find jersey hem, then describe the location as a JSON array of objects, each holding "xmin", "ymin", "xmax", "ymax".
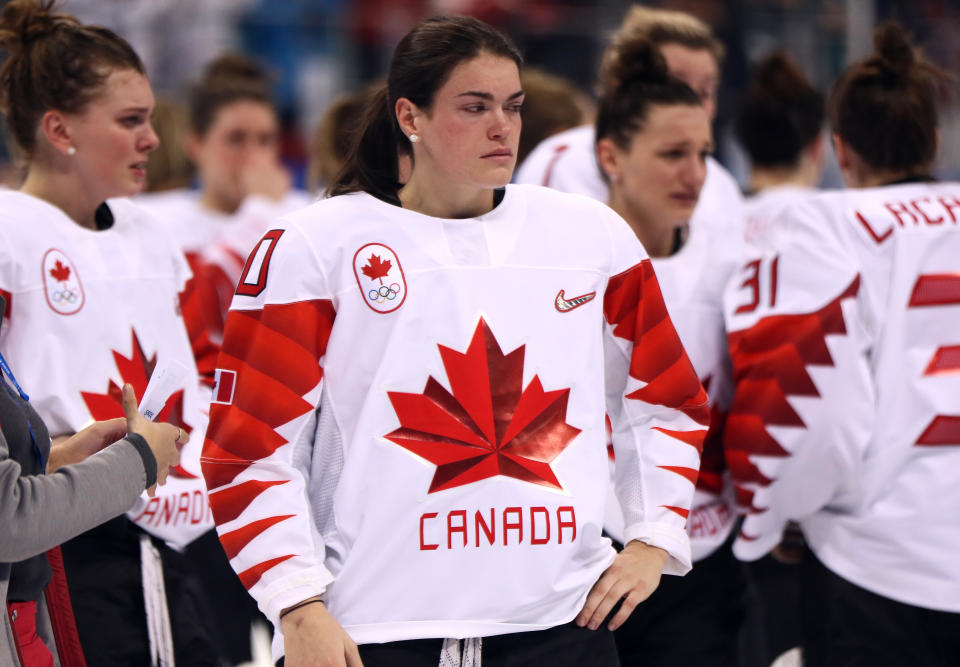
[{"xmin": 809, "ymin": 536, "xmax": 960, "ymax": 613}]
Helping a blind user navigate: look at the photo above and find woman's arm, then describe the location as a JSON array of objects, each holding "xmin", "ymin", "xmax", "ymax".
[{"xmin": 0, "ymin": 431, "xmax": 149, "ymax": 561}]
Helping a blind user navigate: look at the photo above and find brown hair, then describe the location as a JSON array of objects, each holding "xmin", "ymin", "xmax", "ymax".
[
  {"xmin": 328, "ymin": 15, "xmax": 522, "ymax": 203},
  {"xmin": 736, "ymin": 51, "xmax": 823, "ymax": 168},
  {"xmin": 596, "ymin": 39, "xmax": 701, "ymax": 151},
  {"xmin": 517, "ymin": 67, "xmax": 591, "ymax": 164},
  {"xmin": 188, "ymin": 53, "xmax": 274, "ymax": 137},
  {"xmin": 0, "ymin": 0, "xmax": 145, "ymax": 157},
  {"xmin": 309, "ymin": 85, "xmax": 378, "ymax": 191},
  {"xmin": 599, "ymin": 6, "xmax": 723, "ymax": 97},
  {"xmin": 829, "ymin": 22, "xmax": 949, "ymax": 174}
]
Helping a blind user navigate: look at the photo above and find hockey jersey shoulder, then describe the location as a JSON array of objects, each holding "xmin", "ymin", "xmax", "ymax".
[{"xmin": 514, "ymin": 125, "xmax": 607, "ymax": 200}]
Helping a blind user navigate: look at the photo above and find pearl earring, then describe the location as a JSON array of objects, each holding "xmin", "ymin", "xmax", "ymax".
[
  {"xmin": 409, "ymin": 134, "xmax": 419, "ymax": 143},
  {"xmin": 67, "ymin": 146, "xmax": 77, "ymax": 156}
]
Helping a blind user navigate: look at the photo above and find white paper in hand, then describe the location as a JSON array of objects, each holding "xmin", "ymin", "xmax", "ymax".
[{"xmin": 138, "ymin": 358, "xmax": 192, "ymax": 421}]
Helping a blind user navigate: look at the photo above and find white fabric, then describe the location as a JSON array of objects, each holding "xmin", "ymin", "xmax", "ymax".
[
  {"xmin": 202, "ymin": 185, "xmax": 707, "ymax": 658},
  {"xmin": 137, "ymin": 189, "xmax": 312, "ymax": 260},
  {"xmin": 439, "ymin": 637, "xmax": 482, "ymax": 667},
  {"xmin": 0, "ymin": 191, "xmax": 213, "ymax": 548},
  {"xmin": 723, "ymin": 181, "xmax": 960, "ymax": 612},
  {"xmin": 516, "ymin": 125, "xmax": 744, "ymax": 561},
  {"xmin": 140, "ymin": 533, "xmax": 175, "ymax": 666}
]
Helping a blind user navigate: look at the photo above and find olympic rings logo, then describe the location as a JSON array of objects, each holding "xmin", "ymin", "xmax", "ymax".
[
  {"xmin": 368, "ymin": 283, "xmax": 401, "ymax": 304},
  {"xmin": 52, "ymin": 288, "xmax": 80, "ymax": 303}
]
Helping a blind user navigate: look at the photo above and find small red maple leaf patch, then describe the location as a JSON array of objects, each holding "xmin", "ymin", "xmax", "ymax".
[
  {"xmin": 361, "ymin": 254, "xmax": 392, "ymax": 285},
  {"xmin": 50, "ymin": 259, "xmax": 71, "ymax": 282},
  {"xmin": 81, "ymin": 329, "xmax": 197, "ymax": 479},
  {"xmin": 385, "ymin": 318, "xmax": 581, "ymax": 492}
]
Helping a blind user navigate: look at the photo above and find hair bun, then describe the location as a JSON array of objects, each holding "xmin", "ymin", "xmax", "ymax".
[
  {"xmin": 609, "ymin": 38, "xmax": 670, "ymax": 92},
  {"xmin": 753, "ymin": 51, "xmax": 809, "ymax": 99},
  {"xmin": 0, "ymin": 0, "xmax": 72, "ymax": 54},
  {"xmin": 872, "ymin": 21, "xmax": 915, "ymax": 76}
]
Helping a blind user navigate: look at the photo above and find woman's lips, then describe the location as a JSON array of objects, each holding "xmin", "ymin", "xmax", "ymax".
[{"xmin": 482, "ymin": 148, "xmax": 513, "ymax": 160}]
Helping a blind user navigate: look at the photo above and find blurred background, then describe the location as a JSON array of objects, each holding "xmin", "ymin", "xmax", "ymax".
[{"xmin": 2, "ymin": 0, "xmax": 959, "ymax": 190}]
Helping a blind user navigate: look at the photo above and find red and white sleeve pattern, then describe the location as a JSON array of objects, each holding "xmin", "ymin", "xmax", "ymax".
[
  {"xmin": 201, "ymin": 225, "xmax": 337, "ymax": 625},
  {"xmin": 723, "ymin": 201, "xmax": 873, "ymax": 560},
  {"xmin": 603, "ymin": 229, "xmax": 709, "ymax": 574}
]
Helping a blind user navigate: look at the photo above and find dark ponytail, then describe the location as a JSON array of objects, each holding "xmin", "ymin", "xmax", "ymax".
[
  {"xmin": 735, "ymin": 51, "xmax": 823, "ymax": 168},
  {"xmin": 327, "ymin": 15, "xmax": 522, "ymax": 203},
  {"xmin": 0, "ymin": 0, "xmax": 145, "ymax": 157},
  {"xmin": 595, "ymin": 38, "xmax": 700, "ymax": 150},
  {"xmin": 829, "ymin": 21, "xmax": 950, "ymax": 174}
]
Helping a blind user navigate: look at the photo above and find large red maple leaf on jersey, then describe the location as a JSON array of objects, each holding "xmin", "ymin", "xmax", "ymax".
[
  {"xmin": 385, "ymin": 318, "xmax": 580, "ymax": 492},
  {"xmin": 81, "ymin": 329, "xmax": 197, "ymax": 478},
  {"xmin": 361, "ymin": 254, "xmax": 392, "ymax": 284}
]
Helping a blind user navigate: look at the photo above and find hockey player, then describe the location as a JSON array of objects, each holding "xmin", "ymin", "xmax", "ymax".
[
  {"xmin": 202, "ymin": 15, "xmax": 709, "ymax": 667},
  {"xmin": 724, "ymin": 23, "xmax": 960, "ymax": 666},
  {"xmin": 732, "ymin": 50, "xmax": 825, "ymax": 667},
  {"xmin": 138, "ymin": 54, "xmax": 310, "ymax": 347},
  {"xmin": 590, "ymin": 39, "xmax": 743, "ymax": 665},
  {"xmin": 0, "ymin": 0, "xmax": 225, "ymax": 662},
  {"xmin": 514, "ymin": 5, "xmax": 743, "ymax": 248}
]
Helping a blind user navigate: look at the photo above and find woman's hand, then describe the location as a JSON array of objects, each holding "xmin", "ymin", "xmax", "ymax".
[
  {"xmin": 120, "ymin": 384, "xmax": 183, "ymax": 496},
  {"xmin": 280, "ymin": 598, "xmax": 362, "ymax": 667},
  {"xmin": 575, "ymin": 540, "xmax": 668, "ymax": 631},
  {"xmin": 242, "ymin": 157, "xmax": 291, "ymax": 202},
  {"xmin": 47, "ymin": 418, "xmax": 127, "ymax": 472}
]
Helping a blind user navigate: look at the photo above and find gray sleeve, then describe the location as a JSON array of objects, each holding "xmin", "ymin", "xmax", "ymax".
[{"xmin": 0, "ymin": 432, "xmax": 149, "ymax": 562}]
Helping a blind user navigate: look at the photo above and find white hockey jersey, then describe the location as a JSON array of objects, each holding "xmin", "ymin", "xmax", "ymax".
[
  {"xmin": 137, "ymin": 188, "xmax": 312, "ymax": 260},
  {"xmin": 518, "ymin": 125, "xmax": 742, "ymax": 560},
  {"xmin": 201, "ymin": 184, "xmax": 709, "ymax": 651},
  {"xmin": 138, "ymin": 189, "xmax": 312, "ymax": 347},
  {"xmin": 723, "ymin": 180, "xmax": 960, "ymax": 612},
  {"xmin": 0, "ymin": 191, "xmax": 213, "ymax": 547}
]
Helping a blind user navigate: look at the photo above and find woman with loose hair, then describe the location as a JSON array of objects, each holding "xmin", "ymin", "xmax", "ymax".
[
  {"xmin": 203, "ymin": 15, "xmax": 709, "ymax": 667},
  {"xmin": 0, "ymin": 0, "xmax": 225, "ymax": 663},
  {"xmin": 724, "ymin": 23, "xmax": 960, "ymax": 666}
]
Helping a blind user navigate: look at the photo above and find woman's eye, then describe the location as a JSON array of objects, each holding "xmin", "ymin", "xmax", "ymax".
[
  {"xmin": 121, "ymin": 116, "xmax": 141, "ymax": 127},
  {"xmin": 465, "ymin": 105, "xmax": 486, "ymax": 113},
  {"xmin": 507, "ymin": 103, "xmax": 523, "ymax": 114}
]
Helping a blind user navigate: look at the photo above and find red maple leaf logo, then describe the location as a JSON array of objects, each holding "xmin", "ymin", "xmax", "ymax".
[
  {"xmin": 81, "ymin": 329, "xmax": 197, "ymax": 479},
  {"xmin": 50, "ymin": 259, "xmax": 71, "ymax": 282},
  {"xmin": 361, "ymin": 254, "xmax": 392, "ymax": 285},
  {"xmin": 385, "ymin": 319, "xmax": 581, "ymax": 492}
]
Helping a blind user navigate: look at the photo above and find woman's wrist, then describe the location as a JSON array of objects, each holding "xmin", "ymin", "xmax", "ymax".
[{"xmin": 280, "ymin": 596, "xmax": 325, "ymax": 624}]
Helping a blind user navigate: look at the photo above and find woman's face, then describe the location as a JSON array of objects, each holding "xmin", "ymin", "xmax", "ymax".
[
  {"xmin": 604, "ymin": 103, "xmax": 712, "ymax": 230},
  {"xmin": 66, "ymin": 68, "xmax": 158, "ymax": 199},
  {"xmin": 405, "ymin": 52, "xmax": 524, "ymax": 193},
  {"xmin": 190, "ymin": 99, "xmax": 279, "ymax": 210},
  {"xmin": 660, "ymin": 43, "xmax": 719, "ymax": 121}
]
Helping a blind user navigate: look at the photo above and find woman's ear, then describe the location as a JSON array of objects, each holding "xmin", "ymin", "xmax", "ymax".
[
  {"xmin": 395, "ymin": 97, "xmax": 421, "ymax": 142},
  {"xmin": 40, "ymin": 110, "xmax": 74, "ymax": 156},
  {"xmin": 596, "ymin": 137, "xmax": 621, "ymax": 183}
]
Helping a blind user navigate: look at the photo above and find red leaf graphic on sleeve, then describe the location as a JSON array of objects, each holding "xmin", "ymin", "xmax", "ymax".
[
  {"xmin": 50, "ymin": 259, "xmax": 71, "ymax": 283},
  {"xmin": 361, "ymin": 254, "xmax": 392, "ymax": 285},
  {"xmin": 385, "ymin": 318, "xmax": 581, "ymax": 492}
]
